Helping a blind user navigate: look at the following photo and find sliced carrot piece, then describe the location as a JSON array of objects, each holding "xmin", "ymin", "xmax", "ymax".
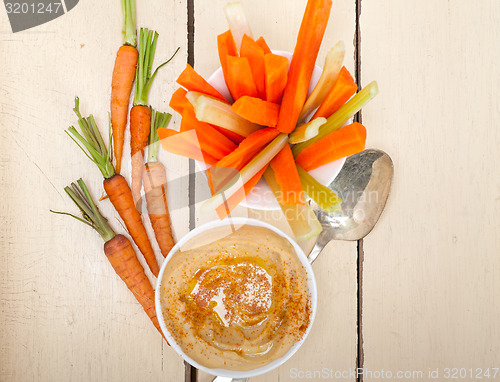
[
  {"xmin": 256, "ymin": 36, "xmax": 272, "ymax": 54},
  {"xmin": 180, "ymin": 107, "xmax": 237, "ymax": 159},
  {"xmin": 276, "ymin": 0, "xmax": 333, "ymax": 133},
  {"xmin": 169, "ymin": 88, "xmax": 190, "ymax": 115},
  {"xmin": 217, "ymin": 30, "xmax": 238, "ymax": 97},
  {"xmin": 158, "ymin": 128, "xmax": 219, "ymax": 165},
  {"xmin": 264, "ymin": 53, "xmax": 289, "ymax": 104},
  {"xmin": 295, "ymin": 122, "xmax": 366, "ymax": 171},
  {"xmin": 270, "ymin": 144, "xmax": 305, "ymax": 205},
  {"xmin": 312, "ymin": 66, "xmax": 358, "ymax": 119},
  {"xmin": 232, "ymin": 96, "xmax": 280, "ymax": 127},
  {"xmin": 225, "ymin": 56, "xmax": 259, "ymax": 100},
  {"xmin": 176, "ymin": 64, "xmax": 228, "ymax": 102},
  {"xmin": 215, "ymin": 127, "xmax": 280, "ymax": 171},
  {"xmin": 215, "ymin": 165, "xmax": 268, "ymax": 219},
  {"xmin": 211, "ymin": 125, "xmax": 245, "ymax": 144},
  {"xmin": 240, "ymin": 35, "xmax": 266, "ymax": 99}
]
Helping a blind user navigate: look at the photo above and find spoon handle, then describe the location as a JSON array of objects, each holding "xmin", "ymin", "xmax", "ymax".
[{"xmin": 308, "ymin": 241, "xmax": 325, "ymax": 264}]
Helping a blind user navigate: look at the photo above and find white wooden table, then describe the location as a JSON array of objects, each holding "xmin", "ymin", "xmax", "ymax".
[{"xmin": 1, "ymin": 1, "xmax": 498, "ymax": 381}]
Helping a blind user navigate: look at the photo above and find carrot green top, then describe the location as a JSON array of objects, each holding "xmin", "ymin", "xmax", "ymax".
[
  {"xmin": 51, "ymin": 179, "xmax": 116, "ymax": 242},
  {"xmin": 121, "ymin": 0, "xmax": 137, "ymax": 47},
  {"xmin": 148, "ymin": 109, "xmax": 172, "ymax": 163},
  {"xmin": 66, "ymin": 97, "xmax": 115, "ymax": 179},
  {"xmin": 134, "ymin": 28, "xmax": 180, "ymax": 106}
]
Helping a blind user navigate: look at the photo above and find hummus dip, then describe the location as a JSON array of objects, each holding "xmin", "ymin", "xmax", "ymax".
[{"xmin": 159, "ymin": 225, "xmax": 311, "ymax": 371}]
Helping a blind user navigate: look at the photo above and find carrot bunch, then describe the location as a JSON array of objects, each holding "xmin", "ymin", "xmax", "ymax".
[
  {"xmin": 159, "ymin": 0, "xmax": 379, "ymax": 240},
  {"xmin": 51, "ymin": 179, "xmax": 164, "ymax": 338}
]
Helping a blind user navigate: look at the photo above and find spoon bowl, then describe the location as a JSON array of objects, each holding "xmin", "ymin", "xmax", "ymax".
[{"xmin": 308, "ymin": 149, "xmax": 393, "ymax": 263}]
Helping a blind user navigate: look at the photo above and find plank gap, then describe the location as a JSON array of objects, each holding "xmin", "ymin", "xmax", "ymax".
[
  {"xmin": 355, "ymin": 0, "xmax": 364, "ymax": 381},
  {"xmin": 186, "ymin": 0, "xmax": 198, "ymax": 381}
]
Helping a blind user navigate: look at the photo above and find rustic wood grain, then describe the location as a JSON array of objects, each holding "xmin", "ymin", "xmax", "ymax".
[
  {"xmin": 0, "ymin": 1, "xmax": 188, "ymax": 381},
  {"xmin": 360, "ymin": 0, "xmax": 500, "ymax": 379}
]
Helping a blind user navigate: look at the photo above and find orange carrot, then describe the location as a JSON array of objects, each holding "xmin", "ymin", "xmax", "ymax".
[
  {"xmin": 270, "ymin": 144, "xmax": 305, "ymax": 205},
  {"xmin": 214, "ymin": 127, "xmax": 279, "ymax": 171},
  {"xmin": 158, "ymin": 128, "xmax": 219, "ymax": 165},
  {"xmin": 232, "ymin": 96, "xmax": 280, "ymax": 127},
  {"xmin": 211, "ymin": 125, "xmax": 245, "ymax": 144},
  {"xmin": 256, "ymin": 36, "xmax": 272, "ymax": 54},
  {"xmin": 105, "ymin": 234, "xmax": 164, "ymax": 336},
  {"xmin": 264, "ymin": 53, "xmax": 289, "ymax": 103},
  {"xmin": 111, "ymin": 0, "xmax": 138, "ymax": 174},
  {"xmin": 130, "ymin": 105, "xmax": 151, "ymax": 209},
  {"xmin": 177, "ymin": 64, "xmax": 228, "ymax": 102},
  {"xmin": 131, "ymin": 29, "xmax": 179, "ymax": 210},
  {"xmin": 67, "ymin": 98, "xmax": 159, "ymax": 277},
  {"xmin": 295, "ymin": 122, "xmax": 367, "ymax": 171},
  {"xmin": 225, "ymin": 55, "xmax": 259, "ymax": 100},
  {"xmin": 181, "ymin": 106, "xmax": 237, "ymax": 159},
  {"xmin": 240, "ymin": 35, "xmax": 266, "ymax": 99},
  {"xmin": 217, "ymin": 30, "xmax": 238, "ymax": 94},
  {"xmin": 53, "ymin": 179, "xmax": 164, "ymax": 337},
  {"xmin": 312, "ymin": 66, "xmax": 358, "ymax": 119},
  {"xmin": 215, "ymin": 165, "xmax": 268, "ymax": 219},
  {"xmin": 104, "ymin": 174, "xmax": 159, "ymax": 276},
  {"xmin": 169, "ymin": 88, "xmax": 190, "ymax": 115},
  {"xmin": 143, "ymin": 110, "xmax": 175, "ymax": 258},
  {"xmin": 276, "ymin": 0, "xmax": 332, "ymax": 133}
]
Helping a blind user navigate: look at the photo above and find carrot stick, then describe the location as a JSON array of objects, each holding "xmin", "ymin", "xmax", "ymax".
[
  {"xmin": 111, "ymin": 0, "xmax": 138, "ymax": 174},
  {"xmin": 295, "ymin": 122, "xmax": 367, "ymax": 171},
  {"xmin": 169, "ymin": 88, "xmax": 190, "ymax": 115},
  {"xmin": 214, "ymin": 127, "xmax": 279, "ymax": 171},
  {"xmin": 264, "ymin": 53, "xmax": 289, "ymax": 103},
  {"xmin": 176, "ymin": 64, "xmax": 228, "ymax": 101},
  {"xmin": 210, "ymin": 125, "xmax": 245, "ymax": 144},
  {"xmin": 270, "ymin": 144, "xmax": 305, "ymax": 205},
  {"xmin": 143, "ymin": 110, "xmax": 175, "ymax": 258},
  {"xmin": 217, "ymin": 30, "xmax": 238, "ymax": 96},
  {"xmin": 215, "ymin": 165, "xmax": 268, "ymax": 219},
  {"xmin": 225, "ymin": 56, "xmax": 259, "ymax": 100},
  {"xmin": 52, "ymin": 179, "xmax": 164, "ymax": 338},
  {"xmin": 181, "ymin": 106, "xmax": 237, "ymax": 159},
  {"xmin": 131, "ymin": 28, "xmax": 179, "ymax": 211},
  {"xmin": 275, "ymin": 0, "xmax": 332, "ymax": 133},
  {"xmin": 312, "ymin": 66, "xmax": 357, "ymax": 119},
  {"xmin": 67, "ymin": 98, "xmax": 159, "ymax": 277},
  {"xmin": 231, "ymin": 96, "xmax": 280, "ymax": 127},
  {"xmin": 256, "ymin": 36, "xmax": 272, "ymax": 54},
  {"xmin": 158, "ymin": 128, "xmax": 219, "ymax": 165},
  {"xmin": 240, "ymin": 35, "xmax": 266, "ymax": 99}
]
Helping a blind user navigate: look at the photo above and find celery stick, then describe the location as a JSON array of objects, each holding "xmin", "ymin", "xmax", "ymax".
[
  {"xmin": 292, "ymin": 81, "xmax": 378, "ymax": 156},
  {"xmin": 264, "ymin": 167, "xmax": 322, "ymax": 241},
  {"xmin": 200, "ymin": 133, "xmax": 288, "ymax": 214},
  {"xmin": 298, "ymin": 41, "xmax": 345, "ymax": 124},
  {"xmin": 289, "ymin": 117, "xmax": 326, "ymax": 144},
  {"xmin": 193, "ymin": 92, "xmax": 261, "ymax": 137},
  {"xmin": 185, "ymin": 90, "xmax": 203, "ymax": 107},
  {"xmin": 224, "ymin": 2, "xmax": 253, "ymax": 52},
  {"xmin": 297, "ymin": 165, "xmax": 342, "ymax": 213}
]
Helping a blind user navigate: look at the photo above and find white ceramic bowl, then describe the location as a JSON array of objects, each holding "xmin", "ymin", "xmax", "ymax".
[
  {"xmin": 155, "ymin": 217, "xmax": 317, "ymax": 379},
  {"xmin": 204, "ymin": 51, "xmax": 347, "ymax": 210}
]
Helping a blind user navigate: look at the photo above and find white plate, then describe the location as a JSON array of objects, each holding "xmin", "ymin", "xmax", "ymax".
[{"xmin": 202, "ymin": 50, "xmax": 346, "ymax": 210}]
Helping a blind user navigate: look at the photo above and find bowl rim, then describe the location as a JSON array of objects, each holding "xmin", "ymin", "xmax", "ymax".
[{"xmin": 155, "ymin": 217, "xmax": 318, "ymax": 378}]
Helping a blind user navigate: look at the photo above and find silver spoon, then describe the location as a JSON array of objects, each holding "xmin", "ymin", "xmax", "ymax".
[
  {"xmin": 308, "ymin": 148, "xmax": 393, "ymax": 263},
  {"xmin": 212, "ymin": 149, "xmax": 393, "ymax": 382}
]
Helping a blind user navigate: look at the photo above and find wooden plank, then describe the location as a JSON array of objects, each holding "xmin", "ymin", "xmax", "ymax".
[
  {"xmin": 360, "ymin": 0, "xmax": 500, "ymax": 378},
  {"xmin": 0, "ymin": 1, "xmax": 188, "ymax": 381},
  {"xmin": 193, "ymin": 1, "xmax": 358, "ymax": 381}
]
